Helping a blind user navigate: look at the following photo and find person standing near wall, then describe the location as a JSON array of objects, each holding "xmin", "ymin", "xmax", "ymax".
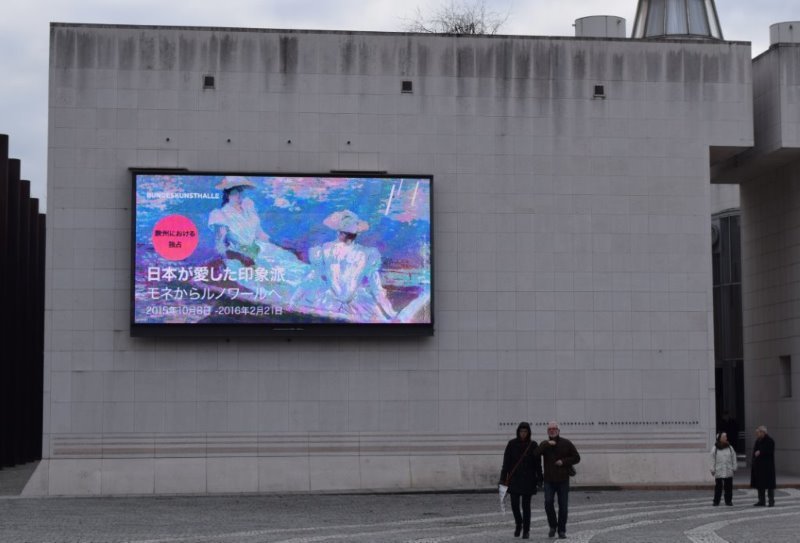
[
  {"xmin": 500, "ymin": 422, "xmax": 542, "ymax": 539},
  {"xmin": 535, "ymin": 421, "xmax": 580, "ymax": 539},
  {"xmin": 710, "ymin": 432, "xmax": 737, "ymax": 506},
  {"xmin": 750, "ymin": 425, "xmax": 776, "ymax": 507}
]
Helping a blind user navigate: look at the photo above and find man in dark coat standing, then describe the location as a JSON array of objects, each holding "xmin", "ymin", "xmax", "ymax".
[
  {"xmin": 500, "ymin": 422, "xmax": 542, "ymax": 539},
  {"xmin": 535, "ymin": 421, "xmax": 580, "ymax": 539},
  {"xmin": 750, "ymin": 425, "xmax": 776, "ymax": 507}
]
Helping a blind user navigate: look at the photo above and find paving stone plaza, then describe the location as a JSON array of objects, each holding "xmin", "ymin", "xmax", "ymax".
[{"xmin": 2, "ymin": 487, "xmax": 800, "ymax": 542}]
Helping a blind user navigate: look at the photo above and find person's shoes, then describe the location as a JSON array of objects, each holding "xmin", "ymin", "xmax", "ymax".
[
  {"xmin": 558, "ymin": 532, "xmax": 567, "ymax": 539},
  {"xmin": 712, "ymin": 502, "xmax": 720, "ymax": 506},
  {"xmin": 548, "ymin": 528, "xmax": 556, "ymax": 538},
  {"xmin": 753, "ymin": 502, "xmax": 765, "ymax": 507},
  {"xmin": 768, "ymin": 502, "xmax": 775, "ymax": 507},
  {"xmin": 522, "ymin": 533, "xmax": 530, "ymax": 540},
  {"xmin": 515, "ymin": 524, "xmax": 522, "ymax": 537},
  {"xmin": 725, "ymin": 502, "xmax": 733, "ymax": 506}
]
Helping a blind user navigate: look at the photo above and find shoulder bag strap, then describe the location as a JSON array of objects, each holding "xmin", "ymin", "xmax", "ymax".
[{"xmin": 506, "ymin": 441, "xmax": 533, "ymax": 484}]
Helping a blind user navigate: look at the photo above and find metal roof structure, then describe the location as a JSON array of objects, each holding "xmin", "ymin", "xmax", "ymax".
[{"xmin": 632, "ymin": 0, "xmax": 723, "ymax": 40}]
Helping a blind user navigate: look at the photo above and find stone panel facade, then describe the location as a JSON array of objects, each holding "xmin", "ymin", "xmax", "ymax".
[{"xmin": 36, "ymin": 23, "xmax": 754, "ymax": 495}]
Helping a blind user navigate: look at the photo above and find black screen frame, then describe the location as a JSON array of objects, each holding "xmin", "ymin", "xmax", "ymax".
[{"xmin": 129, "ymin": 169, "xmax": 434, "ymax": 338}]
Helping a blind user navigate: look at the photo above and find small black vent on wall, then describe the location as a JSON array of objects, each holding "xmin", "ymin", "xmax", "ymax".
[
  {"xmin": 203, "ymin": 75, "xmax": 216, "ymax": 89},
  {"xmin": 593, "ymin": 84, "xmax": 605, "ymax": 98},
  {"xmin": 401, "ymin": 80, "xmax": 413, "ymax": 93}
]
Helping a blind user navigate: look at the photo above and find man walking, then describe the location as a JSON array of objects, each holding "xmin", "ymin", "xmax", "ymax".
[
  {"xmin": 536, "ymin": 421, "xmax": 580, "ymax": 539},
  {"xmin": 750, "ymin": 425, "xmax": 776, "ymax": 507}
]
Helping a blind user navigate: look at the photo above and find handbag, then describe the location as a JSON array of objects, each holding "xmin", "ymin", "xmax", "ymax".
[{"xmin": 498, "ymin": 482, "xmax": 509, "ymax": 513}]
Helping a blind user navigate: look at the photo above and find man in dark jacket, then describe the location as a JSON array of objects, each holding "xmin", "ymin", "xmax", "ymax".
[
  {"xmin": 500, "ymin": 422, "xmax": 542, "ymax": 539},
  {"xmin": 750, "ymin": 425, "xmax": 776, "ymax": 507},
  {"xmin": 535, "ymin": 421, "xmax": 580, "ymax": 539}
]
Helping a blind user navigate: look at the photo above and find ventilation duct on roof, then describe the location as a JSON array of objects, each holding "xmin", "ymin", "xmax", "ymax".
[
  {"xmin": 770, "ymin": 22, "xmax": 800, "ymax": 45},
  {"xmin": 575, "ymin": 16, "xmax": 627, "ymax": 38}
]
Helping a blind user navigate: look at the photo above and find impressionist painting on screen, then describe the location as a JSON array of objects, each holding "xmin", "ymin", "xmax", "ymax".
[{"xmin": 131, "ymin": 172, "xmax": 432, "ymax": 335}]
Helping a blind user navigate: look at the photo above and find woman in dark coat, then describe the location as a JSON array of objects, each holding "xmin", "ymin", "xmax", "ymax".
[
  {"xmin": 750, "ymin": 425, "xmax": 776, "ymax": 506},
  {"xmin": 500, "ymin": 422, "xmax": 542, "ymax": 539}
]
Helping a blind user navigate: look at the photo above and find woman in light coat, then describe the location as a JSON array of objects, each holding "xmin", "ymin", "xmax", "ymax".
[{"xmin": 710, "ymin": 432, "xmax": 737, "ymax": 506}]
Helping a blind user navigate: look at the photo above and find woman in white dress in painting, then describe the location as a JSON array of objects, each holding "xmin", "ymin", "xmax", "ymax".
[
  {"xmin": 289, "ymin": 210, "xmax": 397, "ymax": 322},
  {"xmin": 207, "ymin": 176, "xmax": 308, "ymax": 303}
]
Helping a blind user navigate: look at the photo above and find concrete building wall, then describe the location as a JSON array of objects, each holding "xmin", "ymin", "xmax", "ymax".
[
  {"xmin": 750, "ymin": 43, "xmax": 800, "ymax": 154},
  {"xmin": 741, "ymin": 164, "xmax": 800, "ymax": 475},
  {"xmin": 710, "ymin": 184, "xmax": 740, "ymax": 214},
  {"xmin": 740, "ymin": 43, "xmax": 800, "ymax": 476},
  {"xmin": 771, "ymin": 45, "xmax": 800, "ymax": 148},
  {"xmin": 34, "ymin": 23, "xmax": 753, "ymax": 495}
]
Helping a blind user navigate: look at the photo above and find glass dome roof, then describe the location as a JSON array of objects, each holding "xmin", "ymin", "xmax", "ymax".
[{"xmin": 632, "ymin": 0, "xmax": 723, "ymax": 40}]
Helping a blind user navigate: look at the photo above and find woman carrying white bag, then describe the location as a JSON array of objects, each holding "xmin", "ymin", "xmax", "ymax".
[
  {"xmin": 710, "ymin": 431, "xmax": 737, "ymax": 506},
  {"xmin": 499, "ymin": 422, "xmax": 543, "ymax": 539}
]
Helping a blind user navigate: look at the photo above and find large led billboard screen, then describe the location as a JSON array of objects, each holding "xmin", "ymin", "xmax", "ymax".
[{"xmin": 131, "ymin": 172, "xmax": 433, "ymax": 336}]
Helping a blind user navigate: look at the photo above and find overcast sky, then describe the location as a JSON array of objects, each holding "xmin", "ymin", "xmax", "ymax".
[{"xmin": 2, "ymin": 0, "xmax": 797, "ymax": 210}]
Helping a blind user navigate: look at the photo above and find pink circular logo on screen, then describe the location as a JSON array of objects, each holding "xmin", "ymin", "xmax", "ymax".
[{"xmin": 152, "ymin": 214, "xmax": 199, "ymax": 261}]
